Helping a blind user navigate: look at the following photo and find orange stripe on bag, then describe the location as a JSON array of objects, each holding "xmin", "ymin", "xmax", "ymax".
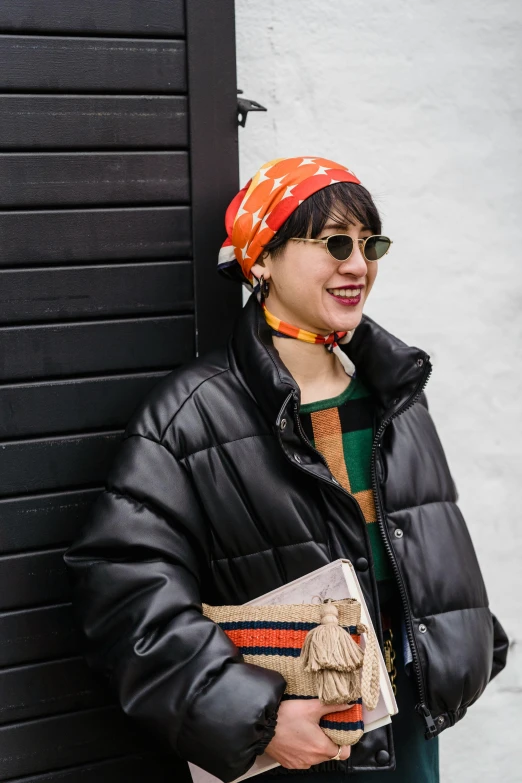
[
  {"xmin": 224, "ymin": 627, "xmax": 361, "ymax": 651},
  {"xmin": 323, "ymin": 702, "xmax": 363, "ymax": 724},
  {"xmin": 225, "ymin": 627, "xmax": 310, "ymax": 648}
]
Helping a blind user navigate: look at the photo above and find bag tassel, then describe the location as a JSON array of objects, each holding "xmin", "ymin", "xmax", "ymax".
[
  {"xmin": 359, "ymin": 622, "xmax": 380, "ymax": 711},
  {"xmin": 300, "ymin": 600, "xmax": 364, "ymax": 705}
]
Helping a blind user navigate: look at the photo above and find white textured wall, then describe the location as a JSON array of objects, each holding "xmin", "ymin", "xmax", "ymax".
[{"xmin": 235, "ymin": 1, "xmax": 521, "ymax": 779}]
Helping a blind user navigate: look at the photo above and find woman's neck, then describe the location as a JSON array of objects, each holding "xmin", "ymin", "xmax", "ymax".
[{"xmin": 272, "ymin": 335, "xmax": 351, "ymax": 405}]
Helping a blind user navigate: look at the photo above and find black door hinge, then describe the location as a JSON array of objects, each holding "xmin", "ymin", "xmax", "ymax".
[{"xmin": 237, "ymin": 89, "xmax": 267, "ymax": 127}]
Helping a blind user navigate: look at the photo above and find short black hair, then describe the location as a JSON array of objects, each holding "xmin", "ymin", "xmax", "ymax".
[{"xmin": 262, "ymin": 181, "xmax": 382, "ymax": 259}]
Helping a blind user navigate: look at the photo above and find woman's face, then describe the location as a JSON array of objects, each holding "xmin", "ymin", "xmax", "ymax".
[{"xmin": 250, "ymin": 213, "xmax": 378, "ymax": 335}]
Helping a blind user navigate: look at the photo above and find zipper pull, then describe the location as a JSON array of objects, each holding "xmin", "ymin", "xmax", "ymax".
[{"xmin": 416, "ymin": 703, "xmax": 438, "ymax": 738}]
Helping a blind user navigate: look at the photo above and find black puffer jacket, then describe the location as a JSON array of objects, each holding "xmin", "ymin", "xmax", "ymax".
[{"xmin": 64, "ymin": 295, "xmax": 508, "ymax": 781}]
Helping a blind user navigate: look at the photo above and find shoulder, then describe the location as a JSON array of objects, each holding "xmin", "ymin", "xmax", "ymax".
[
  {"xmin": 124, "ymin": 344, "xmax": 267, "ymax": 457},
  {"xmin": 125, "ymin": 346, "xmax": 231, "ymax": 440}
]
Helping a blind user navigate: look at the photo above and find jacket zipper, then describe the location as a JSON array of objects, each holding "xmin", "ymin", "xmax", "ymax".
[
  {"xmin": 369, "ymin": 360, "xmax": 438, "ymax": 738},
  {"xmin": 284, "ymin": 361, "xmax": 438, "ymax": 738}
]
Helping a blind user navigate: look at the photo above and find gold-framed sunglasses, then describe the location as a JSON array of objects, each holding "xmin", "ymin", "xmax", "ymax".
[{"xmin": 290, "ymin": 234, "xmax": 393, "ymax": 262}]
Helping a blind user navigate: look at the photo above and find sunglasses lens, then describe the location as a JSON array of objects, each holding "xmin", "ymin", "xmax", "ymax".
[
  {"xmin": 364, "ymin": 236, "xmax": 391, "ymax": 261},
  {"xmin": 327, "ymin": 234, "xmax": 353, "ymax": 260}
]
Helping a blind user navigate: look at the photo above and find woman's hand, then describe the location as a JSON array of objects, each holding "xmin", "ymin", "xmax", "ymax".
[{"xmin": 264, "ymin": 700, "xmax": 352, "ymax": 769}]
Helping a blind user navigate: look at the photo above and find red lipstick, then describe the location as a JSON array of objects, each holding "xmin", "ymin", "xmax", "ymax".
[{"xmin": 327, "ymin": 286, "xmax": 363, "ymax": 307}]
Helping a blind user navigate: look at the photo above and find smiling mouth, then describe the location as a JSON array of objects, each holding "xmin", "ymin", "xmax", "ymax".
[
  {"xmin": 327, "ymin": 287, "xmax": 364, "ymax": 305},
  {"xmin": 326, "ymin": 285, "xmax": 363, "ymax": 299}
]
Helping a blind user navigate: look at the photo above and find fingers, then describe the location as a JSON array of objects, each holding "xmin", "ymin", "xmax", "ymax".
[
  {"xmin": 339, "ymin": 745, "xmax": 351, "ymax": 761},
  {"xmin": 325, "ymin": 742, "xmax": 351, "ymax": 762}
]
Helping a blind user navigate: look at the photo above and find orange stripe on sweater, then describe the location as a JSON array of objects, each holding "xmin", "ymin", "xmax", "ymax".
[
  {"xmin": 354, "ymin": 489, "xmax": 377, "ymax": 523},
  {"xmin": 310, "ymin": 408, "xmax": 351, "ymax": 492}
]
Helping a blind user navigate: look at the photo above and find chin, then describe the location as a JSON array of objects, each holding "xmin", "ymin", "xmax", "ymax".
[
  {"xmin": 326, "ymin": 310, "xmax": 364, "ymax": 334},
  {"xmin": 322, "ymin": 295, "xmax": 365, "ymax": 330},
  {"xmin": 338, "ymin": 318, "xmax": 362, "ymax": 334}
]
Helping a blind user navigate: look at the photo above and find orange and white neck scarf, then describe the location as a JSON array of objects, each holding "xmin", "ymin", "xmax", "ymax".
[
  {"xmin": 218, "ymin": 156, "xmax": 361, "ymax": 284},
  {"xmin": 263, "ymin": 304, "xmax": 347, "ymax": 349},
  {"xmin": 263, "ymin": 304, "xmax": 356, "ymax": 377}
]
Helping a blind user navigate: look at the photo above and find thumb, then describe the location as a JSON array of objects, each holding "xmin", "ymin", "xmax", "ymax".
[{"xmin": 316, "ymin": 701, "xmax": 351, "ymax": 716}]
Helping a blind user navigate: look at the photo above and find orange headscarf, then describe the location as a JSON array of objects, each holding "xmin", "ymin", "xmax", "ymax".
[{"xmin": 218, "ymin": 156, "xmax": 361, "ymax": 283}]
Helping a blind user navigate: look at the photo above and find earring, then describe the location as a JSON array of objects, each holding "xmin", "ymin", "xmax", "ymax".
[{"xmin": 259, "ymin": 275, "xmax": 270, "ymax": 300}]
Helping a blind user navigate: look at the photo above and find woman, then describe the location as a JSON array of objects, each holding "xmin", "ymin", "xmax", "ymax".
[{"xmin": 64, "ymin": 156, "xmax": 508, "ymax": 782}]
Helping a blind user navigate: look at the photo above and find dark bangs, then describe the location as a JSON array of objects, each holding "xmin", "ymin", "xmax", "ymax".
[{"xmin": 263, "ymin": 182, "xmax": 382, "ymax": 258}]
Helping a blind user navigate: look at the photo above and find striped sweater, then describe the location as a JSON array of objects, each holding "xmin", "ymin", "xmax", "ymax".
[{"xmin": 299, "ymin": 375, "xmax": 392, "ymax": 581}]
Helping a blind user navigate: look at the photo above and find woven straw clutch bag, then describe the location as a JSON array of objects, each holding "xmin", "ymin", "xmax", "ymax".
[{"xmin": 203, "ymin": 598, "xmax": 379, "ymax": 747}]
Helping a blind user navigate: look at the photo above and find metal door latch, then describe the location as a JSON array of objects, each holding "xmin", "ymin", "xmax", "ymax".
[{"xmin": 237, "ymin": 89, "xmax": 267, "ymax": 127}]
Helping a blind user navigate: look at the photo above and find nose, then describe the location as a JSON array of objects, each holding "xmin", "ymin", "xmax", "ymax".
[{"xmin": 337, "ymin": 239, "xmax": 368, "ymax": 278}]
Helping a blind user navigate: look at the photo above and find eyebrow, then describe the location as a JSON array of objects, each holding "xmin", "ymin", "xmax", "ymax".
[{"xmin": 323, "ymin": 220, "xmax": 372, "ymax": 232}]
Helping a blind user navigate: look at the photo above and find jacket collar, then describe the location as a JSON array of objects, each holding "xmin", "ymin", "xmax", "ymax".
[{"xmin": 229, "ymin": 295, "xmax": 431, "ymax": 424}]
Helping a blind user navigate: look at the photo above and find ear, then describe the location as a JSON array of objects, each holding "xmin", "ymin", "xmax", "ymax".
[{"xmin": 250, "ymin": 254, "xmax": 270, "ymax": 281}]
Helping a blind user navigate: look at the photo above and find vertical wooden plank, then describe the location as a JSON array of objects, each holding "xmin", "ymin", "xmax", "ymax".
[
  {"xmin": 185, "ymin": 0, "xmax": 242, "ymax": 355},
  {"xmin": 0, "ymin": 2, "xmax": 240, "ymax": 780}
]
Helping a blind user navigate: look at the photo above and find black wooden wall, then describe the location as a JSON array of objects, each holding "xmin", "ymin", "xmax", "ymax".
[{"xmin": 0, "ymin": 1, "xmax": 241, "ymax": 779}]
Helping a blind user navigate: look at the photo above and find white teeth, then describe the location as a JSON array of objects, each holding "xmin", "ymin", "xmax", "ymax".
[{"xmin": 330, "ymin": 288, "xmax": 361, "ymax": 297}]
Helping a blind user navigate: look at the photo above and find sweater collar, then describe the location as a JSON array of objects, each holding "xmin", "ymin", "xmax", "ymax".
[{"xmin": 229, "ymin": 295, "xmax": 431, "ymax": 424}]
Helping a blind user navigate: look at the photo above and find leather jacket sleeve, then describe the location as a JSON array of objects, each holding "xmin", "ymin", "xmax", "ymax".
[
  {"xmin": 489, "ymin": 613, "xmax": 509, "ymax": 681},
  {"xmin": 420, "ymin": 390, "xmax": 509, "ymax": 687},
  {"xmin": 64, "ymin": 433, "xmax": 286, "ymax": 783}
]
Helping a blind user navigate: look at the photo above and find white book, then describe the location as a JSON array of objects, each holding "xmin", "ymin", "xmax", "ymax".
[{"xmin": 189, "ymin": 559, "xmax": 398, "ymax": 783}]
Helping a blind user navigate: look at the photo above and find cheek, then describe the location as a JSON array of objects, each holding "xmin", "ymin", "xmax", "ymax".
[
  {"xmin": 366, "ymin": 262, "xmax": 378, "ymax": 293},
  {"xmin": 276, "ymin": 251, "xmax": 327, "ymax": 297},
  {"xmin": 280, "ymin": 273, "xmax": 322, "ymax": 305}
]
